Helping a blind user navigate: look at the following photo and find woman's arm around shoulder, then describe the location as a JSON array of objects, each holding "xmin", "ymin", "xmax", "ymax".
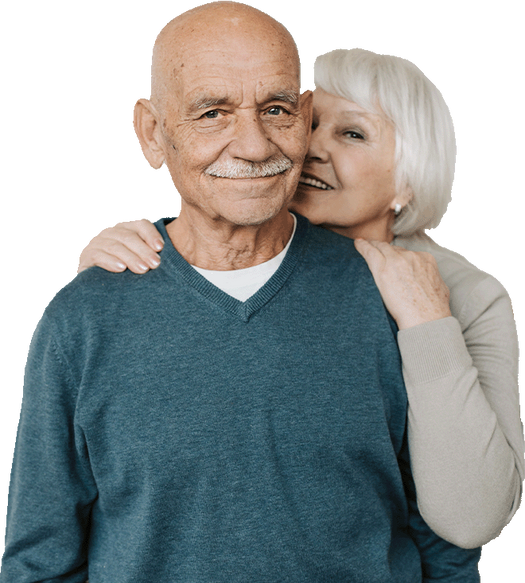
[
  {"xmin": 355, "ymin": 238, "xmax": 524, "ymax": 548},
  {"xmin": 398, "ymin": 244, "xmax": 525, "ymax": 546}
]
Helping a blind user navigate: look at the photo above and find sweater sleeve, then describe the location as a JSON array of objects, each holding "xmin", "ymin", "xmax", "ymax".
[
  {"xmin": 0, "ymin": 313, "xmax": 97, "ymax": 583},
  {"xmin": 398, "ymin": 436, "xmax": 481, "ymax": 582},
  {"xmin": 398, "ymin": 275, "xmax": 523, "ymax": 548}
]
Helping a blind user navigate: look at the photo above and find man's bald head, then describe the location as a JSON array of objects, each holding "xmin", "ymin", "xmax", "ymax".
[{"xmin": 150, "ymin": 2, "xmax": 300, "ymax": 111}]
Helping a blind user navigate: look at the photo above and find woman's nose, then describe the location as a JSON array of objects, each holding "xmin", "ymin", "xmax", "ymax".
[{"xmin": 306, "ymin": 125, "xmax": 330, "ymax": 163}]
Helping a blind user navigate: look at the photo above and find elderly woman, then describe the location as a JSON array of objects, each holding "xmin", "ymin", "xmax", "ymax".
[{"xmin": 79, "ymin": 48, "xmax": 523, "ymax": 549}]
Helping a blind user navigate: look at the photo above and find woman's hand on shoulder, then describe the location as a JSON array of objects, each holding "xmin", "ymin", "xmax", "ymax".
[
  {"xmin": 77, "ymin": 219, "xmax": 164, "ymax": 274},
  {"xmin": 354, "ymin": 239, "xmax": 452, "ymax": 330}
]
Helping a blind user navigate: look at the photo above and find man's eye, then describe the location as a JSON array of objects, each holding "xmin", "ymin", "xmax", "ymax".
[
  {"xmin": 267, "ymin": 106, "xmax": 286, "ymax": 116},
  {"xmin": 203, "ymin": 110, "xmax": 220, "ymax": 119}
]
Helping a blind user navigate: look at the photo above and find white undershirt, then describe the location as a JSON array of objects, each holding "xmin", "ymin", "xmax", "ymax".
[{"xmin": 192, "ymin": 214, "xmax": 297, "ymax": 302}]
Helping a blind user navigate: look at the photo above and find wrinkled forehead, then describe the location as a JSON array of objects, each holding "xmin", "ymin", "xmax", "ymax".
[
  {"xmin": 187, "ymin": 50, "xmax": 298, "ymax": 86},
  {"xmin": 162, "ymin": 49, "xmax": 300, "ymax": 120},
  {"xmin": 152, "ymin": 12, "xmax": 300, "ymax": 107}
]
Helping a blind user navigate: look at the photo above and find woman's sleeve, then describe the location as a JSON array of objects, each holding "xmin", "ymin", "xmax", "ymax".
[{"xmin": 398, "ymin": 275, "xmax": 523, "ymax": 549}]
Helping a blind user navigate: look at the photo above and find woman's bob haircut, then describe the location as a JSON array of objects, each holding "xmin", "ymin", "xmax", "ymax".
[{"xmin": 314, "ymin": 49, "xmax": 456, "ymax": 236}]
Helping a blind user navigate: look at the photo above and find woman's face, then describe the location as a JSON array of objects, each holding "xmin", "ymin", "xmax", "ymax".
[{"xmin": 290, "ymin": 88, "xmax": 410, "ymax": 241}]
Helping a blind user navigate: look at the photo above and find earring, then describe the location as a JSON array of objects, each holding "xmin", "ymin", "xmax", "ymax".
[{"xmin": 394, "ymin": 203, "xmax": 402, "ymax": 216}]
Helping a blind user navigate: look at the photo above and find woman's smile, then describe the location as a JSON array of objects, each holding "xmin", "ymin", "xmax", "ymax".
[
  {"xmin": 298, "ymin": 172, "xmax": 334, "ymax": 191},
  {"xmin": 290, "ymin": 88, "xmax": 410, "ymax": 241}
]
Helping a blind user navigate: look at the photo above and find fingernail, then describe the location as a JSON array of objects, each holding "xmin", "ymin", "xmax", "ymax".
[
  {"xmin": 116, "ymin": 262, "xmax": 126, "ymax": 270},
  {"xmin": 138, "ymin": 263, "xmax": 149, "ymax": 272},
  {"xmin": 153, "ymin": 240, "xmax": 164, "ymax": 251},
  {"xmin": 149, "ymin": 257, "xmax": 160, "ymax": 267}
]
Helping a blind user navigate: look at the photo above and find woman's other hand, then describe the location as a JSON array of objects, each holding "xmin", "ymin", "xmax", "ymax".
[
  {"xmin": 354, "ymin": 239, "xmax": 452, "ymax": 330},
  {"xmin": 77, "ymin": 220, "xmax": 164, "ymax": 274}
]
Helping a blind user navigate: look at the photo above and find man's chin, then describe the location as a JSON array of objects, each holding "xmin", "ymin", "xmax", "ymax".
[
  {"xmin": 220, "ymin": 208, "xmax": 282, "ymax": 228},
  {"xmin": 216, "ymin": 197, "xmax": 291, "ymax": 227}
]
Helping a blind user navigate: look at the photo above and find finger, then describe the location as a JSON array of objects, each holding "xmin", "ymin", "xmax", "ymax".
[
  {"xmin": 354, "ymin": 239, "xmax": 387, "ymax": 270},
  {"xmin": 97, "ymin": 239, "xmax": 158, "ymax": 273},
  {"xmin": 136, "ymin": 219, "xmax": 164, "ymax": 252},
  {"xmin": 368, "ymin": 242, "xmax": 426, "ymax": 277},
  {"xmin": 110, "ymin": 232, "xmax": 161, "ymax": 270},
  {"xmin": 116, "ymin": 219, "xmax": 164, "ymax": 252},
  {"xmin": 368, "ymin": 240, "xmax": 411, "ymax": 259},
  {"xmin": 78, "ymin": 250, "xmax": 127, "ymax": 274},
  {"xmin": 98, "ymin": 230, "xmax": 161, "ymax": 270},
  {"xmin": 79, "ymin": 241, "xmax": 153, "ymax": 274}
]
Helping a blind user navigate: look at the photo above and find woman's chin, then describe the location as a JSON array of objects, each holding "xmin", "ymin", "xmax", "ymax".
[{"xmin": 289, "ymin": 197, "xmax": 327, "ymax": 226}]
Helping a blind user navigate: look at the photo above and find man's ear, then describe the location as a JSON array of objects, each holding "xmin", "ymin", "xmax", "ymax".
[
  {"xmin": 133, "ymin": 99, "xmax": 165, "ymax": 169},
  {"xmin": 299, "ymin": 90, "xmax": 313, "ymax": 146}
]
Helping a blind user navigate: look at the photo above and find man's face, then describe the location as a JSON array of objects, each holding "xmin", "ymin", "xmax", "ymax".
[{"xmin": 157, "ymin": 37, "xmax": 311, "ymax": 227}]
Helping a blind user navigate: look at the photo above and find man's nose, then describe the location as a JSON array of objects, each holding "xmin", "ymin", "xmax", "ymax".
[{"xmin": 227, "ymin": 112, "xmax": 275, "ymax": 162}]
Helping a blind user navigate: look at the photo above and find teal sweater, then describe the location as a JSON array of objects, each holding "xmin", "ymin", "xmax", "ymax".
[{"xmin": 1, "ymin": 215, "xmax": 480, "ymax": 582}]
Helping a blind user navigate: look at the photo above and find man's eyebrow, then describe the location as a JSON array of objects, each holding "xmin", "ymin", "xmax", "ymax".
[
  {"xmin": 265, "ymin": 90, "xmax": 299, "ymax": 105},
  {"xmin": 189, "ymin": 96, "xmax": 231, "ymax": 111},
  {"xmin": 187, "ymin": 90, "xmax": 299, "ymax": 112}
]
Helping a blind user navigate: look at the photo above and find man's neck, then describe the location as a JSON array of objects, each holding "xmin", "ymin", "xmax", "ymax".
[{"xmin": 166, "ymin": 207, "xmax": 295, "ymax": 270}]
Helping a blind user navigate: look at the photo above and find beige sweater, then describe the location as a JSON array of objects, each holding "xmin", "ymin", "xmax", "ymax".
[{"xmin": 394, "ymin": 233, "xmax": 523, "ymax": 549}]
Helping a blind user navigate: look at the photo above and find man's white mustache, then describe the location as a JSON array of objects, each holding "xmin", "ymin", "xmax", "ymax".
[{"xmin": 205, "ymin": 155, "xmax": 293, "ymax": 179}]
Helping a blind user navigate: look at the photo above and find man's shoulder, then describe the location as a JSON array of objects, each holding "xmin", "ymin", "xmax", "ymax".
[
  {"xmin": 297, "ymin": 214, "xmax": 363, "ymax": 264},
  {"xmin": 299, "ymin": 220, "xmax": 375, "ymax": 294},
  {"xmin": 289, "ymin": 217, "xmax": 376, "ymax": 298},
  {"xmin": 42, "ymin": 265, "xmax": 160, "ymax": 332},
  {"xmin": 53, "ymin": 266, "xmax": 144, "ymax": 303}
]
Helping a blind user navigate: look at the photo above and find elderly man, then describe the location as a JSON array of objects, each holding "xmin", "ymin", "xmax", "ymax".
[{"xmin": 0, "ymin": 2, "xmax": 480, "ymax": 582}]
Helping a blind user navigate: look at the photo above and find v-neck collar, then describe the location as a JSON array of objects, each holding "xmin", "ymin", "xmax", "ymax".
[{"xmin": 155, "ymin": 213, "xmax": 309, "ymax": 322}]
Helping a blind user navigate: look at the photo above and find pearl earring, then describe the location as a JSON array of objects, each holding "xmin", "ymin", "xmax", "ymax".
[{"xmin": 394, "ymin": 203, "xmax": 402, "ymax": 216}]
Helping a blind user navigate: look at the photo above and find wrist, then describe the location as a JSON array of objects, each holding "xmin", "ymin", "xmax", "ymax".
[{"xmin": 397, "ymin": 308, "xmax": 452, "ymax": 330}]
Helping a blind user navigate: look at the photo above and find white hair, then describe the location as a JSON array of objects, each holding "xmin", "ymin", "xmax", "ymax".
[{"xmin": 314, "ymin": 49, "xmax": 456, "ymax": 235}]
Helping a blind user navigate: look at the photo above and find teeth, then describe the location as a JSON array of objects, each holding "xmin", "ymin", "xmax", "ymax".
[{"xmin": 299, "ymin": 175, "xmax": 333, "ymax": 190}]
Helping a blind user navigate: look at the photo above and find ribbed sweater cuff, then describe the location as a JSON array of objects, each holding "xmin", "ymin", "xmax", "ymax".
[{"xmin": 397, "ymin": 316, "xmax": 472, "ymax": 385}]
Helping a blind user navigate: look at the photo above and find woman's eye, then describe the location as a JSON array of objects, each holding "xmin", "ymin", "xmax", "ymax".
[{"xmin": 343, "ymin": 130, "xmax": 365, "ymax": 140}]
